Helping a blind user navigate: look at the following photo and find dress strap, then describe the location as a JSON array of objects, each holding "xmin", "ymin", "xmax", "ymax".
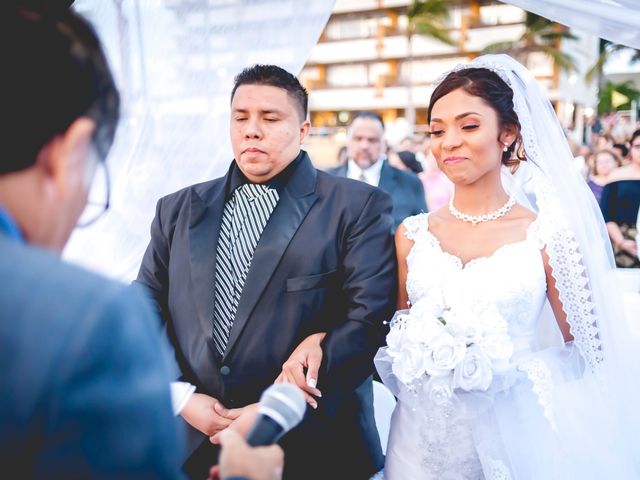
[{"xmin": 402, "ymin": 212, "xmax": 430, "ymax": 241}]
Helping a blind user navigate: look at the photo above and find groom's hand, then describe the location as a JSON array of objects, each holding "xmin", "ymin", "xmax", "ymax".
[
  {"xmin": 209, "ymin": 402, "xmax": 259, "ymax": 444},
  {"xmin": 179, "ymin": 393, "xmax": 233, "ymax": 437},
  {"xmin": 275, "ymin": 332, "xmax": 326, "ymax": 408}
]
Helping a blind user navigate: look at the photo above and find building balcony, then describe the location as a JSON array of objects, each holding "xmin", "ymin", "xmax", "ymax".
[
  {"xmin": 307, "ymin": 23, "xmax": 526, "ymax": 65},
  {"xmin": 308, "ymin": 84, "xmax": 434, "ymax": 111}
]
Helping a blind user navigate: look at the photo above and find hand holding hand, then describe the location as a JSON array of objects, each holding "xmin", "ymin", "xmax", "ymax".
[
  {"xmin": 209, "ymin": 402, "xmax": 259, "ymax": 444},
  {"xmin": 275, "ymin": 332, "xmax": 325, "ymax": 408},
  {"xmin": 179, "ymin": 393, "xmax": 232, "ymax": 437}
]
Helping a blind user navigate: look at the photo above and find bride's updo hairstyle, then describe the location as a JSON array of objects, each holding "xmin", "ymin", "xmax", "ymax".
[{"xmin": 428, "ymin": 68, "xmax": 526, "ymax": 169}]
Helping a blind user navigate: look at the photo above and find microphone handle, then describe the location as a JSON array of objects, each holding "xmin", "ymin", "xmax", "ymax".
[{"xmin": 245, "ymin": 415, "xmax": 285, "ymax": 447}]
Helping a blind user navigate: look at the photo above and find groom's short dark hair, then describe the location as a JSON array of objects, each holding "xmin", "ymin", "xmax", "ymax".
[{"xmin": 231, "ymin": 64, "xmax": 308, "ymax": 121}]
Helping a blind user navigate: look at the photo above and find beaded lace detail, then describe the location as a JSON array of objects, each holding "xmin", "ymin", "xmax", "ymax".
[{"xmin": 481, "ymin": 455, "xmax": 512, "ymax": 480}]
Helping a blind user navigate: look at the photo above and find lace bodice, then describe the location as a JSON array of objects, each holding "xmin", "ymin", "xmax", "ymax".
[{"xmin": 403, "ymin": 213, "xmax": 547, "ymax": 354}]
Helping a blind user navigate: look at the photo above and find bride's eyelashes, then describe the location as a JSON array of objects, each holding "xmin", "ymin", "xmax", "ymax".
[{"xmin": 428, "ymin": 124, "xmax": 479, "ymax": 137}]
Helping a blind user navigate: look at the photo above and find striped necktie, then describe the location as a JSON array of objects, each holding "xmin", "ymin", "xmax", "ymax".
[{"xmin": 212, "ymin": 183, "xmax": 279, "ymax": 355}]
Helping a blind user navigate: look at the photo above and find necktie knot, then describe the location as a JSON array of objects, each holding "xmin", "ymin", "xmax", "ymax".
[{"xmin": 235, "ymin": 183, "xmax": 274, "ymax": 201}]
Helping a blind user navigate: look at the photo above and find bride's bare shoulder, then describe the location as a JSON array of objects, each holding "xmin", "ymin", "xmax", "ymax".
[{"xmin": 511, "ymin": 204, "xmax": 537, "ymax": 224}]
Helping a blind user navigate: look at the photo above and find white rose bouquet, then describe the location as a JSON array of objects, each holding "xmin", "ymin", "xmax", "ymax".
[{"xmin": 385, "ymin": 298, "xmax": 514, "ymax": 403}]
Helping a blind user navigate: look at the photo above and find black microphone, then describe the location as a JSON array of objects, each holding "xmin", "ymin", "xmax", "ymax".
[{"xmin": 245, "ymin": 383, "xmax": 306, "ymax": 447}]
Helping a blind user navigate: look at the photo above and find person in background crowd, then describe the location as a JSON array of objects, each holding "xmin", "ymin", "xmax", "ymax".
[
  {"xmin": 388, "ymin": 149, "xmax": 423, "ymax": 175},
  {"xmin": 600, "ymin": 129, "xmax": 640, "ymax": 267},
  {"xmin": 336, "ymin": 144, "xmax": 348, "ymax": 165},
  {"xmin": 0, "ymin": 3, "xmax": 184, "ymax": 477},
  {"xmin": 417, "ymin": 134, "xmax": 453, "ymax": 211},
  {"xmin": 573, "ymin": 144, "xmax": 593, "ymax": 179},
  {"xmin": 328, "ymin": 111, "xmax": 427, "ymax": 231},
  {"xmin": 396, "ymin": 136, "xmax": 415, "ymax": 152},
  {"xmin": 613, "ymin": 142, "xmax": 629, "ymax": 165},
  {"xmin": 587, "ymin": 149, "xmax": 622, "ymax": 202},
  {"xmin": 596, "ymin": 132, "xmax": 615, "ymax": 151}
]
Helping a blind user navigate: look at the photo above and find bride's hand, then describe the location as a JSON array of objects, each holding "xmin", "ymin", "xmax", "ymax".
[
  {"xmin": 275, "ymin": 332, "xmax": 326, "ymax": 409},
  {"xmin": 619, "ymin": 239, "xmax": 638, "ymax": 257}
]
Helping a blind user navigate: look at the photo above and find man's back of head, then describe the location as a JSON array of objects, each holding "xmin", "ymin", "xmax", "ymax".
[
  {"xmin": 0, "ymin": 2, "xmax": 119, "ymax": 250},
  {"xmin": 2, "ymin": 2, "xmax": 119, "ymax": 174}
]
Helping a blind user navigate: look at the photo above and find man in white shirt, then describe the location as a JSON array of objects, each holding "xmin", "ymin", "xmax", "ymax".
[{"xmin": 329, "ymin": 111, "xmax": 427, "ymax": 230}]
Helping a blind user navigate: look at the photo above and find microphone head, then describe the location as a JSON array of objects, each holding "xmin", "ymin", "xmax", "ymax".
[{"xmin": 258, "ymin": 383, "xmax": 306, "ymax": 433}]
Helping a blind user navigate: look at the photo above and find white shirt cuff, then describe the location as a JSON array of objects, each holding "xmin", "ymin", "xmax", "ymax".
[{"xmin": 170, "ymin": 381, "xmax": 196, "ymax": 415}]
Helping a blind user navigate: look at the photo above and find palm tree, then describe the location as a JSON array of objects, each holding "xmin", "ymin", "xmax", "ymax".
[
  {"xmin": 586, "ymin": 39, "xmax": 640, "ymax": 88},
  {"xmin": 597, "ymin": 80, "xmax": 640, "ymax": 115},
  {"xmin": 407, "ymin": 0, "xmax": 456, "ymax": 47},
  {"xmin": 404, "ymin": 0, "xmax": 455, "ymax": 128},
  {"xmin": 481, "ymin": 13, "xmax": 577, "ymax": 72}
]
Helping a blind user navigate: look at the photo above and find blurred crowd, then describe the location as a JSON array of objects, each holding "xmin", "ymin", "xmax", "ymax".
[{"xmin": 569, "ymin": 119, "xmax": 640, "ymax": 268}]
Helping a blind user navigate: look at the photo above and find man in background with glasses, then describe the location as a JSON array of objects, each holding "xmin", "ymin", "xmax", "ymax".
[{"xmin": 0, "ymin": 3, "xmax": 185, "ymax": 476}]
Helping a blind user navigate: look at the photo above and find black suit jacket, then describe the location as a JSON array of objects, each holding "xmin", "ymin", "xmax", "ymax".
[
  {"xmin": 136, "ymin": 152, "xmax": 397, "ymax": 480},
  {"xmin": 328, "ymin": 160, "xmax": 427, "ymax": 231}
]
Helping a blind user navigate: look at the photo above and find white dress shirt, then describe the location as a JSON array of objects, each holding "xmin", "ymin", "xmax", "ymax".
[{"xmin": 346, "ymin": 157, "xmax": 384, "ymax": 187}]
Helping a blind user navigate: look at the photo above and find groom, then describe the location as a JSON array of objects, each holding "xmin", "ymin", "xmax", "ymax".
[{"xmin": 136, "ymin": 64, "xmax": 397, "ymax": 479}]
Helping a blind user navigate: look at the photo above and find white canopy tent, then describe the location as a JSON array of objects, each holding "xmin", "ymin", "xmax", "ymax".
[{"xmin": 505, "ymin": 0, "xmax": 640, "ymax": 50}]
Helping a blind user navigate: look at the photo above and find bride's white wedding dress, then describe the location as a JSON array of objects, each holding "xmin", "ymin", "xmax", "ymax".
[{"xmin": 378, "ymin": 213, "xmax": 551, "ymax": 480}]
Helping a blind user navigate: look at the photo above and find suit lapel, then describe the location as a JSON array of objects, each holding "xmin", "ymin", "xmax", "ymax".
[
  {"xmin": 378, "ymin": 160, "xmax": 398, "ymax": 194},
  {"xmin": 222, "ymin": 153, "xmax": 318, "ymax": 361},
  {"xmin": 189, "ymin": 172, "xmax": 230, "ymax": 347}
]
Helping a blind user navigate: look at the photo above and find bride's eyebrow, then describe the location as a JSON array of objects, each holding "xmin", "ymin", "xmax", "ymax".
[{"xmin": 430, "ymin": 112, "xmax": 483, "ymax": 123}]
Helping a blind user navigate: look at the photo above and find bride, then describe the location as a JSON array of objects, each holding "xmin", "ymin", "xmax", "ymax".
[
  {"xmin": 373, "ymin": 54, "xmax": 640, "ymax": 479},
  {"xmin": 279, "ymin": 54, "xmax": 640, "ymax": 479}
]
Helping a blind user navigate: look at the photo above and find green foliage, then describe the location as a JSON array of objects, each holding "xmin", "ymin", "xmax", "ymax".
[
  {"xmin": 597, "ymin": 80, "xmax": 640, "ymax": 115},
  {"xmin": 408, "ymin": 0, "xmax": 456, "ymax": 46},
  {"xmin": 586, "ymin": 39, "xmax": 640, "ymax": 84},
  {"xmin": 481, "ymin": 13, "xmax": 577, "ymax": 72}
]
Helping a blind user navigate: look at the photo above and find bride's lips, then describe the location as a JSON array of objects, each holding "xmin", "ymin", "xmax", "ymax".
[{"xmin": 443, "ymin": 156, "xmax": 466, "ymax": 165}]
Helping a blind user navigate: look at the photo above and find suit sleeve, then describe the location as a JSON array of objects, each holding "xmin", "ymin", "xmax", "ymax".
[
  {"xmin": 50, "ymin": 284, "xmax": 185, "ymax": 478},
  {"xmin": 318, "ymin": 188, "xmax": 397, "ymax": 404},
  {"xmin": 134, "ymin": 198, "xmax": 186, "ymax": 380},
  {"xmin": 135, "ymin": 198, "xmax": 170, "ymax": 321}
]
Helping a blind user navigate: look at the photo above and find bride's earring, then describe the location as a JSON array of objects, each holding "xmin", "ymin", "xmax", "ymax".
[{"xmin": 502, "ymin": 142, "xmax": 509, "ymax": 153}]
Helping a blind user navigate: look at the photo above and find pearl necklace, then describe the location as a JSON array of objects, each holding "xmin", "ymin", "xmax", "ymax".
[{"xmin": 449, "ymin": 195, "xmax": 516, "ymax": 225}]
